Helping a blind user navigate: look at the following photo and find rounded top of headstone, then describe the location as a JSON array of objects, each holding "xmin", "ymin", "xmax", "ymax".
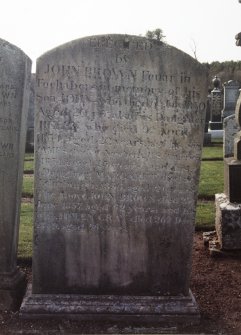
[
  {"xmin": 224, "ymin": 80, "xmax": 240, "ymax": 88},
  {"xmin": 0, "ymin": 37, "xmax": 31, "ymax": 63},
  {"xmin": 212, "ymin": 76, "xmax": 221, "ymax": 89},
  {"xmin": 37, "ymin": 34, "xmax": 205, "ymax": 71}
]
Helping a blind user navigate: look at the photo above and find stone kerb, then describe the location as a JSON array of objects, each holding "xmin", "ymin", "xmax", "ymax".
[
  {"xmin": 0, "ymin": 38, "xmax": 31, "ymax": 310},
  {"xmin": 21, "ymin": 35, "xmax": 207, "ymax": 323}
]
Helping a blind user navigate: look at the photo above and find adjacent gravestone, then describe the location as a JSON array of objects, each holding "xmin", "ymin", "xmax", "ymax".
[
  {"xmin": 215, "ymin": 7, "xmax": 241, "ymax": 251},
  {"xmin": 21, "ymin": 35, "xmax": 207, "ymax": 323},
  {"xmin": 216, "ymin": 91, "xmax": 241, "ymax": 250},
  {"xmin": 224, "ymin": 91, "xmax": 241, "ymax": 203},
  {"xmin": 222, "ymin": 80, "xmax": 240, "ymax": 119},
  {"xmin": 223, "ymin": 114, "xmax": 240, "ymax": 158},
  {"xmin": 203, "ymin": 91, "xmax": 211, "ymax": 146},
  {"xmin": 0, "ymin": 39, "xmax": 31, "ymax": 310},
  {"xmin": 25, "ymin": 74, "xmax": 35, "ymax": 152},
  {"xmin": 209, "ymin": 76, "xmax": 223, "ymax": 130}
]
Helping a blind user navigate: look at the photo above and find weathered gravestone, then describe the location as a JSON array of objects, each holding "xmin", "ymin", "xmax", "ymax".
[
  {"xmin": 215, "ymin": 3, "xmax": 241, "ymax": 251},
  {"xmin": 222, "ymin": 80, "xmax": 240, "ymax": 119},
  {"xmin": 216, "ymin": 91, "xmax": 241, "ymax": 250},
  {"xmin": 223, "ymin": 114, "xmax": 240, "ymax": 158},
  {"xmin": 0, "ymin": 39, "xmax": 31, "ymax": 310},
  {"xmin": 25, "ymin": 74, "xmax": 35, "ymax": 152},
  {"xmin": 21, "ymin": 35, "xmax": 207, "ymax": 323}
]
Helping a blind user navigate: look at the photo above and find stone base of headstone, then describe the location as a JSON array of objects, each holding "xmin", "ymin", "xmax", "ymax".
[
  {"xmin": 215, "ymin": 193, "xmax": 241, "ymax": 250},
  {"xmin": 0, "ymin": 268, "xmax": 27, "ymax": 311},
  {"xmin": 224, "ymin": 158, "xmax": 241, "ymax": 203},
  {"xmin": 20, "ymin": 286, "xmax": 200, "ymax": 325},
  {"xmin": 203, "ymin": 133, "xmax": 212, "ymax": 146},
  {"xmin": 209, "ymin": 121, "xmax": 223, "ymax": 130}
]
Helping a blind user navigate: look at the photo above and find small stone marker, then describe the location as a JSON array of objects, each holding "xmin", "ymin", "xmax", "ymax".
[
  {"xmin": 0, "ymin": 39, "xmax": 31, "ymax": 310},
  {"xmin": 21, "ymin": 35, "xmax": 207, "ymax": 323}
]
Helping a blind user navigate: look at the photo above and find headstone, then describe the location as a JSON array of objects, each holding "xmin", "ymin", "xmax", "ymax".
[
  {"xmin": 25, "ymin": 74, "xmax": 35, "ymax": 152},
  {"xmin": 224, "ymin": 92, "xmax": 241, "ymax": 203},
  {"xmin": 0, "ymin": 39, "xmax": 31, "ymax": 310},
  {"xmin": 222, "ymin": 80, "xmax": 240, "ymax": 119},
  {"xmin": 209, "ymin": 76, "xmax": 223, "ymax": 130},
  {"xmin": 216, "ymin": 91, "xmax": 241, "ymax": 250},
  {"xmin": 216, "ymin": 9, "xmax": 241, "ymax": 251},
  {"xmin": 223, "ymin": 114, "xmax": 240, "ymax": 158},
  {"xmin": 21, "ymin": 35, "xmax": 207, "ymax": 323}
]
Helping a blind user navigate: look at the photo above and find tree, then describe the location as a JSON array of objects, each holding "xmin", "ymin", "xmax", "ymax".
[
  {"xmin": 190, "ymin": 38, "xmax": 198, "ymax": 60},
  {"xmin": 145, "ymin": 28, "xmax": 165, "ymax": 42}
]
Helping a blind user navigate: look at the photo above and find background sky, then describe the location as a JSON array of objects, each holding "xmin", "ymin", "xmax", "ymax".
[{"xmin": 1, "ymin": 0, "xmax": 241, "ymax": 71}]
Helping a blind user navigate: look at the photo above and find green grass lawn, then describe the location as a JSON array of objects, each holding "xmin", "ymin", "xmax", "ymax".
[
  {"xmin": 24, "ymin": 153, "xmax": 34, "ymax": 173},
  {"xmin": 202, "ymin": 145, "xmax": 223, "ymax": 160},
  {"xmin": 196, "ymin": 200, "xmax": 216, "ymax": 230},
  {"xmin": 198, "ymin": 161, "xmax": 224, "ymax": 198},
  {"xmin": 24, "ymin": 153, "xmax": 34, "ymax": 161},
  {"xmin": 24, "ymin": 160, "xmax": 34, "ymax": 173},
  {"xmin": 22, "ymin": 175, "xmax": 34, "ymax": 197},
  {"xmin": 18, "ymin": 202, "xmax": 33, "ymax": 258}
]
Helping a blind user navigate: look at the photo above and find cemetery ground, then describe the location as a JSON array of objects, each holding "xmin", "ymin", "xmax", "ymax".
[{"xmin": 1, "ymin": 141, "xmax": 241, "ymax": 335}]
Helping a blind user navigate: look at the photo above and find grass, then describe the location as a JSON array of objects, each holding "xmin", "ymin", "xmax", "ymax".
[
  {"xmin": 198, "ymin": 161, "xmax": 224, "ymax": 198},
  {"xmin": 202, "ymin": 145, "xmax": 223, "ymax": 160},
  {"xmin": 196, "ymin": 200, "xmax": 216, "ymax": 230},
  {"xmin": 24, "ymin": 160, "xmax": 34, "ymax": 173},
  {"xmin": 24, "ymin": 153, "xmax": 34, "ymax": 161},
  {"xmin": 22, "ymin": 175, "xmax": 34, "ymax": 197},
  {"xmin": 24, "ymin": 153, "xmax": 34, "ymax": 173},
  {"xmin": 18, "ymin": 202, "xmax": 33, "ymax": 258}
]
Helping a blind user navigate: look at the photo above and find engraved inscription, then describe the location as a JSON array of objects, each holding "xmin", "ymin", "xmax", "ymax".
[
  {"xmin": 0, "ymin": 142, "xmax": 14, "ymax": 157},
  {"xmin": 35, "ymin": 41, "xmax": 206, "ymax": 232}
]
